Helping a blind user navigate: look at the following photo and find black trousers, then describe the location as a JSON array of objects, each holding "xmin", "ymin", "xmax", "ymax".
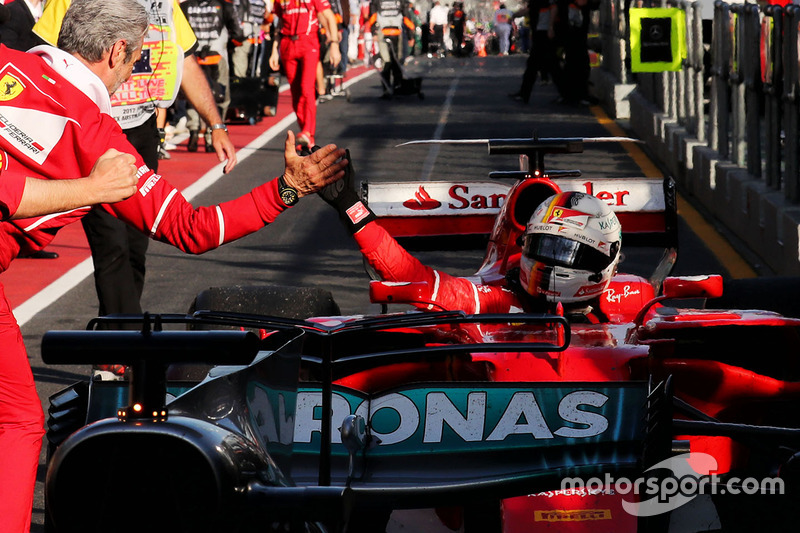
[
  {"xmin": 520, "ymin": 30, "xmax": 557, "ymax": 100},
  {"xmin": 431, "ymin": 24, "xmax": 445, "ymax": 52},
  {"xmin": 81, "ymin": 113, "xmax": 159, "ymax": 319},
  {"xmin": 379, "ymin": 35, "xmax": 403, "ymax": 90},
  {"xmin": 558, "ymin": 31, "xmax": 590, "ymax": 102}
]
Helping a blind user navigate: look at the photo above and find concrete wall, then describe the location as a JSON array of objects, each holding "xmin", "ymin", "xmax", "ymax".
[
  {"xmin": 590, "ymin": 69, "xmax": 636, "ymax": 120},
  {"xmin": 625, "ymin": 89, "xmax": 800, "ymax": 276}
]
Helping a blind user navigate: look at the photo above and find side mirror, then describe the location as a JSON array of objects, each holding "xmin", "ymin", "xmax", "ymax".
[
  {"xmin": 633, "ymin": 275, "xmax": 724, "ymax": 328},
  {"xmin": 662, "ymin": 275, "xmax": 724, "ymax": 299}
]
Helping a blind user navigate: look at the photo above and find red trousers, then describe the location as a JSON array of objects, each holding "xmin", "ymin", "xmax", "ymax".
[
  {"xmin": 0, "ymin": 283, "xmax": 45, "ymax": 532},
  {"xmin": 280, "ymin": 35, "xmax": 320, "ymax": 139}
]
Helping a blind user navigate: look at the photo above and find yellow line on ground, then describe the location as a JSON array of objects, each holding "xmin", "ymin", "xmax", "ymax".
[
  {"xmin": 589, "ymin": 106, "xmax": 662, "ymax": 178},
  {"xmin": 589, "ymin": 106, "xmax": 757, "ymax": 278},
  {"xmin": 674, "ymin": 196, "xmax": 757, "ymax": 278}
]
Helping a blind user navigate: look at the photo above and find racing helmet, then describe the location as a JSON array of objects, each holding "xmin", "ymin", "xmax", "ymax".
[{"xmin": 519, "ymin": 191, "xmax": 622, "ymax": 303}]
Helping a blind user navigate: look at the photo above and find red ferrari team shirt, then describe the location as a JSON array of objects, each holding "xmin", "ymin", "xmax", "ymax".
[
  {"xmin": 274, "ymin": 0, "xmax": 331, "ymax": 38},
  {"xmin": 0, "ymin": 44, "xmax": 288, "ymax": 272}
]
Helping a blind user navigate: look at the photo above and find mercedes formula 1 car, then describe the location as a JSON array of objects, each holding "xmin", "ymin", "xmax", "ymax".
[{"xmin": 43, "ymin": 137, "xmax": 800, "ymax": 532}]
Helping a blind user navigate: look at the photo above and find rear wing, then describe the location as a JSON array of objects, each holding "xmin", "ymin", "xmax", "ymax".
[
  {"xmin": 363, "ymin": 180, "xmax": 504, "ymax": 239},
  {"xmin": 363, "ymin": 176, "xmax": 677, "ymax": 248}
]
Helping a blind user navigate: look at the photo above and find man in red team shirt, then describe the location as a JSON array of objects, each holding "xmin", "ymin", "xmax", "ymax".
[
  {"xmin": 0, "ymin": 0, "xmax": 347, "ymax": 530},
  {"xmin": 269, "ymin": 0, "xmax": 341, "ymax": 149}
]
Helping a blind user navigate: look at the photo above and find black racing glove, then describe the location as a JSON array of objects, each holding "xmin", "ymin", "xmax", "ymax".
[{"xmin": 318, "ymin": 149, "xmax": 376, "ymax": 234}]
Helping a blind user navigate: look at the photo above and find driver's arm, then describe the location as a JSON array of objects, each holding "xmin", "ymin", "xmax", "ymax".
[{"xmin": 317, "ymin": 153, "xmax": 492, "ymax": 313}]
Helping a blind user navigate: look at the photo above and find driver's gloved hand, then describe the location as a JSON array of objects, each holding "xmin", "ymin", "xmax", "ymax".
[{"xmin": 318, "ymin": 149, "xmax": 376, "ymax": 234}]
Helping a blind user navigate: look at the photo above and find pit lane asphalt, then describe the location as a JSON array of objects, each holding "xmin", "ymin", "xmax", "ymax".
[{"xmin": 25, "ymin": 54, "xmax": 735, "ymax": 531}]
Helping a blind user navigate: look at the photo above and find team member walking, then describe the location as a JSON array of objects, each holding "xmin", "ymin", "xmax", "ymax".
[
  {"xmin": 493, "ymin": 3, "xmax": 513, "ymax": 55},
  {"xmin": 364, "ymin": 0, "xmax": 415, "ymax": 98},
  {"xmin": 509, "ymin": 0, "xmax": 557, "ymax": 103},
  {"xmin": 269, "ymin": 0, "xmax": 341, "ymax": 149}
]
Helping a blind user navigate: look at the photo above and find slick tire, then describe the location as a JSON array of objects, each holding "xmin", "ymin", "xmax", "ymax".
[
  {"xmin": 174, "ymin": 285, "xmax": 341, "ymax": 380},
  {"xmin": 188, "ymin": 284, "xmax": 340, "ymax": 319}
]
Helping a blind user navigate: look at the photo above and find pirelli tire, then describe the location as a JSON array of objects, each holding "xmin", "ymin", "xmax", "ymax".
[
  {"xmin": 188, "ymin": 284, "xmax": 340, "ymax": 320},
  {"xmin": 174, "ymin": 285, "xmax": 341, "ymax": 380}
]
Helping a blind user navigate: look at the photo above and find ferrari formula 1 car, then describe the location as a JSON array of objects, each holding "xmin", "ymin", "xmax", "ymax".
[{"xmin": 43, "ymin": 137, "xmax": 800, "ymax": 532}]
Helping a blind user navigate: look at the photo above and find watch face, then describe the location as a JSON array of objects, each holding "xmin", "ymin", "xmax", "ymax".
[{"xmin": 280, "ymin": 188, "xmax": 299, "ymax": 206}]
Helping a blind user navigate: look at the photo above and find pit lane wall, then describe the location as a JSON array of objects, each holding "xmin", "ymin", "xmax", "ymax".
[{"xmin": 592, "ymin": 0, "xmax": 800, "ymax": 275}]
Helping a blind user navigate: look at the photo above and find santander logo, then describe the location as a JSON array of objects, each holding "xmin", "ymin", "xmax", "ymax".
[{"xmin": 403, "ymin": 186, "xmax": 442, "ymax": 210}]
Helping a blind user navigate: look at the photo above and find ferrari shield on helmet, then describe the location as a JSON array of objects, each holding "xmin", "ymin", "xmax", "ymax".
[{"xmin": 520, "ymin": 192, "xmax": 622, "ymax": 303}]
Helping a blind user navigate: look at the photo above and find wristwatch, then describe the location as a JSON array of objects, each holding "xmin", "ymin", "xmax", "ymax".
[
  {"xmin": 278, "ymin": 175, "xmax": 299, "ymax": 206},
  {"xmin": 210, "ymin": 123, "xmax": 228, "ymax": 133}
]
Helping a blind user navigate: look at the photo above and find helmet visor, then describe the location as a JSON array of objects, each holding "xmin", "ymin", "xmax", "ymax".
[{"xmin": 523, "ymin": 233, "xmax": 618, "ymax": 272}]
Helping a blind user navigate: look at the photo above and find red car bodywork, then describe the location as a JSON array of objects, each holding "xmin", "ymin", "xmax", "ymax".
[{"xmin": 329, "ymin": 152, "xmax": 800, "ymax": 531}]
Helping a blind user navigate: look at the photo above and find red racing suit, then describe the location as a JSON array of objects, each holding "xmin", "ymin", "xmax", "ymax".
[
  {"xmin": 354, "ymin": 222, "xmax": 525, "ymax": 314},
  {"xmin": 273, "ymin": 0, "xmax": 332, "ymax": 141},
  {"xmin": 353, "ymin": 221, "xmax": 616, "ymax": 323},
  {"xmin": 0, "ymin": 44, "xmax": 290, "ymax": 532}
]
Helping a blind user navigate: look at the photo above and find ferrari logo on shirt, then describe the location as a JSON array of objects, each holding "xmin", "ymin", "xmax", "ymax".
[{"xmin": 0, "ymin": 74, "xmax": 24, "ymax": 101}]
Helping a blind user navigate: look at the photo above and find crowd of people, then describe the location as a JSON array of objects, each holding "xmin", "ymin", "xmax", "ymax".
[
  {"xmin": 0, "ymin": 0, "xmax": 598, "ymax": 155},
  {"xmin": 0, "ymin": 0, "xmax": 601, "ymax": 169}
]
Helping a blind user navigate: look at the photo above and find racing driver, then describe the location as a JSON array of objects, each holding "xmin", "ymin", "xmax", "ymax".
[
  {"xmin": 0, "ymin": 1, "xmax": 347, "ymax": 530},
  {"xmin": 319, "ymin": 156, "xmax": 622, "ymax": 320},
  {"xmin": 319, "ymin": 155, "xmax": 623, "ymax": 533}
]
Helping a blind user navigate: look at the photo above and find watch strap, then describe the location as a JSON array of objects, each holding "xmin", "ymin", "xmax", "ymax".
[{"xmin": 278, "ymin": 175, "xmax": 299, "ymax": 206}]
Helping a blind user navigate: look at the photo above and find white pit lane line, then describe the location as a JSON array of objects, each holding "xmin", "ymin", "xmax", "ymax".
[
  {"xmin": 420, "ymin": 76, "xmax": 460, "ymax": 182},
  {"xmin": 14, "ymin": 69, "xmax": 377, "ymax": 328}
]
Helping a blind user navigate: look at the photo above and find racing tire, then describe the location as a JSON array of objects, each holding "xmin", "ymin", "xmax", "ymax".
[
  {"xmin": 175, "ymin": 285, "xmax": 341, "ymax": 380},
  {"xmin": 706, "ymin": 277, "xmax": 800, "ymax": 318},
  {"xmin": 188, "ymin": 284, "xmax": 340, "ymax": 319}
]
